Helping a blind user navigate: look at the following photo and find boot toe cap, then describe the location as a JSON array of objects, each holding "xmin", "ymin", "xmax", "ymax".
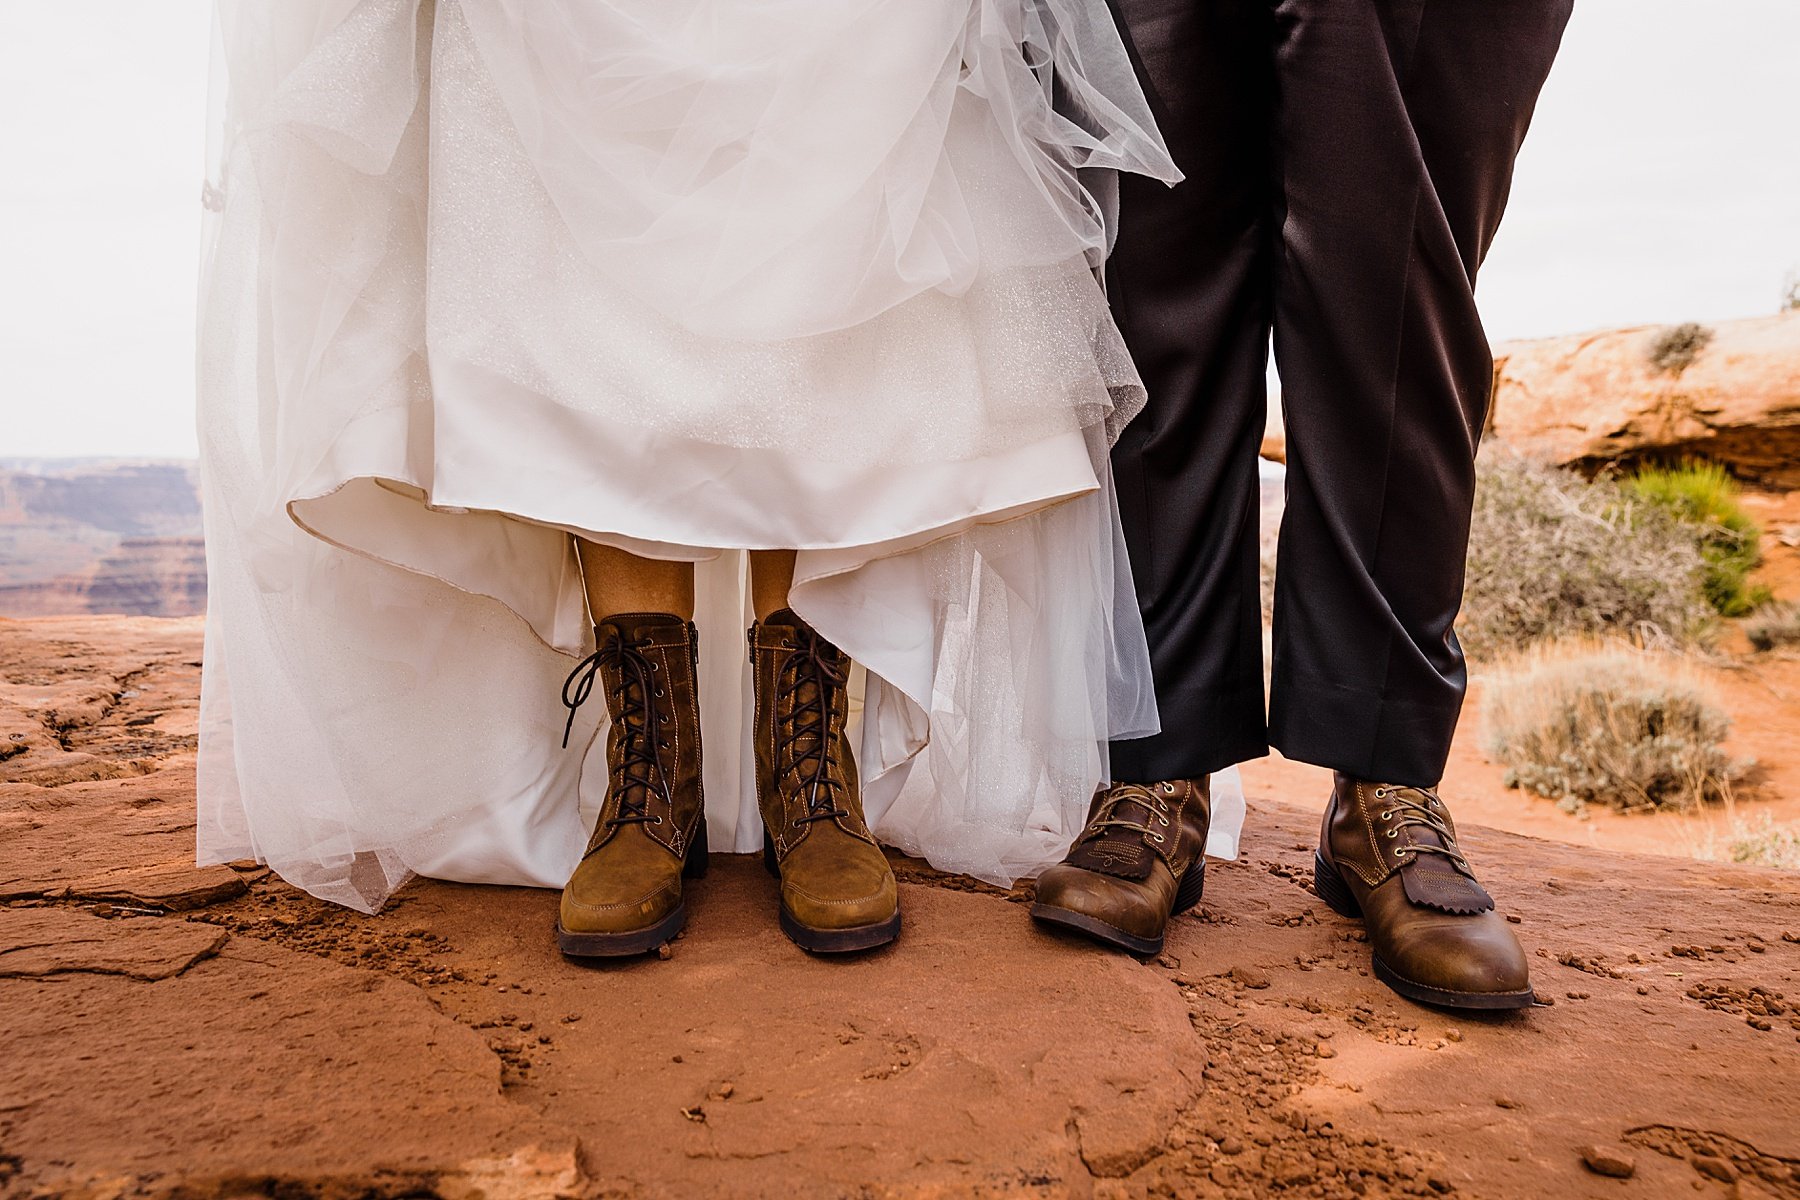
[
  {"xmin": 560, "ymin": 866, "xmax": 682, "ymax": 936},
  {"xmin": 1379, "ymin": 913, "xmax": 1532, "ymax": 1003},
  {"xmin": 782, "ymin": 864, "xmax": 898, "ymax": 931},
  {"xmin": 1033, "ymin": 864, "xmax": 1164, "ymax": 942}
]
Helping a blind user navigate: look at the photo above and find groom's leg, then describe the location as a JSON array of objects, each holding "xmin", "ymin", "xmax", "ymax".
[
  {"xmin": 1107, "ymin": 0, "xmax": 1276, "ymax": 782},
  {"xmin": 1267, "ymin": 0, "xmax": 1572, "ymax": 784}
]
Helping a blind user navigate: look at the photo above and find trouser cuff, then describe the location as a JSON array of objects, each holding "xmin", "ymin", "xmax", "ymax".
[{"xmin": 1267, "ymin": 670, "xmax": 1460, "ymax": 788}]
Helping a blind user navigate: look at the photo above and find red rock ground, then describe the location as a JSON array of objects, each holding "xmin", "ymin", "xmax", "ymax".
[{"xmin": 3, "ymin": 616, "xmax": 1799, "ymax": 1199}]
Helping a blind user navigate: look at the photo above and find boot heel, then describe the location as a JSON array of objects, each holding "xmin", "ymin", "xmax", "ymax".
[
  {"xmin": 762, "ymin": 828, "xmax": 781, "ymax": 877},
  {"xmin": 1172, "ymin": 859, "xmax": 1207, "ymax": 915},
  {"xmin": 683, "ymin": 818, "xmax": 710, "ymax": 879},
  {"xmin": 1313, "ymin": 851, "xmax": 1362, "ymax": 918}
]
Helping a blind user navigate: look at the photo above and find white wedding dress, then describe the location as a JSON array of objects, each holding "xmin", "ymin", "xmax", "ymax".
[{"xmin": 196, "ymin": 0, "xmax": 1246, "ymax": 912}]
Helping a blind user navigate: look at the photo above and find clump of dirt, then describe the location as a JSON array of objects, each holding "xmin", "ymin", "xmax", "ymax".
[
  {"xmin": 189, "ymin": 884, "xmax": 467, "ymax": 991},
  {"xmin": 1116, "ymin": 966, "xmax": 1458, "ymax": 1199},
  {"xmin": 1684, "ymin": 980, "xmax": 1800, "ymax": 1034},
  {"xmin": 1624, "ymin": 1125, "xmax": 1800, "ymax": 1197},
  {"xmin": 887, "ymin": 852, "xmax": 1035, "ymax": 903}
]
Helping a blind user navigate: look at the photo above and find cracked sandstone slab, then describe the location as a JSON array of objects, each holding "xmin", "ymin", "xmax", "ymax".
[{"xmin": 5, "ymin": 616, "xmax": 1800, "ymax": 1199}]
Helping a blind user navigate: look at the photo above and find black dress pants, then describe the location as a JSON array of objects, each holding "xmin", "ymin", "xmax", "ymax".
[{"xmin": 1106, "ymin": 0, "xmax": 1573, "ymax": 787}]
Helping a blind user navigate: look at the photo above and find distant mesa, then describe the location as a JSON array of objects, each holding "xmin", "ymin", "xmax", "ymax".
[{"xmin": 0, "ymin": 461, "xmax": 204, "ymax": 619}]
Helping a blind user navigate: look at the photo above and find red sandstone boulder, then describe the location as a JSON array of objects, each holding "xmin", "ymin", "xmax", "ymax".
[{"xmin": 1487, "ymin": 312, "xmax": 1800, "ymax": 486}]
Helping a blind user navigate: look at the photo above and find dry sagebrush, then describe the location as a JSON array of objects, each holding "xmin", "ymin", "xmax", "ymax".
[
  {"xmin": 1459, "ymin": 455, "xmax": 1711, "ymax": 661},
  {"xmin": 1481, "ymin": 645, "xmax": 1738, "ymax": 813},
  {"xmin": 1745, "ymin": 602, "xmax": 1800, "ymax": 653}
]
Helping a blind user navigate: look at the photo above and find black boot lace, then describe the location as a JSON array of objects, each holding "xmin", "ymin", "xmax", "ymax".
[
  {"xmin": 777, "ymin": 627, "xmax": 851, "ymax": 825},
  {"xmin": 1083, "ymin": 782, "xmax": 1174, "ymax": 848},
  {"xmin": 562, "ymin": 630, "xmax": 670, "ymax": 829},
  {"xmin": 1373, "ymin": 785, "xmax": 1470, "ymax": 873}
]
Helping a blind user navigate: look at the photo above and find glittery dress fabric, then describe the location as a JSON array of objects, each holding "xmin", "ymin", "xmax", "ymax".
[{"xmin": 195, "ymin": 0, "xmax": 1247, "ymax": 911}]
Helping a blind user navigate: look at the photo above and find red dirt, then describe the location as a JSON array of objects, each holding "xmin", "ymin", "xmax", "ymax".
[{"xmin": 3, "ymin": 615, "xmax": 1800, "ymax": 1199}]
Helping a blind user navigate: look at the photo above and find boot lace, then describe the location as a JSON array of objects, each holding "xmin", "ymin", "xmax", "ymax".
[
  {"xmin": 1374, "ymin": 785, "xmax": 1470, "ymax": 872},
  {"xmin": 1082, "ymin": 782, "xmax": 1174, "ymax": 847},
  {"xmin": 562, "ymin": 630, "xmax": 670, "ymax": 828},
  {"xmin": 777, "ymin": 626, "xmax": 850, "ymax": 825}
]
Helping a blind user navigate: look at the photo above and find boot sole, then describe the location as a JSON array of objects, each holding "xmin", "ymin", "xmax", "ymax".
[
  {"xmin": 555, "ymin": 821, "xmax": 709, "ymax": 959},
  {"xmin": 1029, "ymin": 859, "xmax": 1207, "ymax": 957},
  {"xmin": 778, "ymin": 906, "xmax": 902, "ymax": 954},
  {"xmin": 763, "ymin": 829, "xmax": 900, "ymax": 953},
  {"xmin": 1313, "ymin": 852, "xmax": 1534, "ymax": 1011},
  {"xmin": 556, "ymin": 902, "xmax": 687, "ymax": 958}
]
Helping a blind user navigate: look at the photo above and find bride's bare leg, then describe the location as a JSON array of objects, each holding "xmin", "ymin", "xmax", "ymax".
[
  {"xmin": 558, "ymin": 538, "xmax": 705, "ymax": 959},
  {"xmin": 749, "ymin": 550, "xmax": 798, "ymax": 620},
  {"xmin": 576, "ymin": 539, "xmax": 696, "ymax": 621},
  {"xmin": 745, "ymin": 547, "xmax": 899, "ymax": 951}
]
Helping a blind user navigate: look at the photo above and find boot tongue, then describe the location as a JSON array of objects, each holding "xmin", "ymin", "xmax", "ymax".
[
  {"xmin": 1401, "ymin": 864, "xmax": 1495, "ymax": 914},
  {"xmin": 766, "ymin": 608, "xmax": 845, "ymax": 655},
  {"xmin": 1063, "ymin": 788, "xmax": 1160, "ymax": 881},
  {"xmin": 1384, "ymin": 788, "xmax": 1495, "ymax": 915},
  {"xmin": 596, "ymin": 612, "xmax": 688, "ymax": 642}
]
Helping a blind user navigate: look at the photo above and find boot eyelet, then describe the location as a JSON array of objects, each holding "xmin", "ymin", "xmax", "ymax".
[
  {"xmin": 651, "ymin": 815, "xmax": 665, "ymax": 825},
  {"xmin": 1161, "ymin": 782, "xmax": 1176, "ymax": 794},
  {"xmin": 1374, "ymin": 786, "xmax": 1389, "ymax": 798},
  {"xmin": 1159, "ymin": 815, "xmax": 1170, "ymax": 826},
  {"xmin": 1386, "ymin": 829, "xmax": 1398, "ymax": 838},
  {"xmin": 1148, "ymin": 832, "xmax": 1165, "ymax": 844},
  {"xmin": 654, "ymin": 687, "xmax": 666, "ymax": 697},
  {"xmin": 1379, "ymin": 810, "xmax": 1391, "ymax": 820},
  {"xmin": 650, "ymin": 662, "xmax": 659, "ymax": 673}
]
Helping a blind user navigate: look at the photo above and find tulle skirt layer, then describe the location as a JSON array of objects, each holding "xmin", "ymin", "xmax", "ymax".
[{"xmin": 196, "ymin": 0, "xmax": 1245, "ymax": 911}]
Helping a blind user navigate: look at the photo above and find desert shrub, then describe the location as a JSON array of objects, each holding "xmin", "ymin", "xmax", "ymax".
[
  {"xmin": 1646, "ymin": 322, "xmax": 1714, "ymax": 376},
  {"xmin": 1782, "ymin": 269, "xmax": 1800, "ymax": 313},
  {"xmin": 1481, "ymin": 645, "xmax": 1738, "ymax": 813},
  {"xmin": 1745, "ymin": 602, "xmax": 1800, "ymax": 652},
  {"xmin": 1460, "ymin": 455, "xmax": 1710, "ymax": 660},
  {"xmin": 1723, "ymin": 814, "xmax": 1800, "ymax": 871},
  {"xmin": 1625, "ymin": 461, "xmax": 1769, "ymax": 617}
]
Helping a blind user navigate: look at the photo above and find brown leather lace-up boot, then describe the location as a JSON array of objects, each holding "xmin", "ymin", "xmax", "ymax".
[
  {"xmin": 750, "ymin": 609, "xmax": 899, "ymax": 953},
  {"xmin": 1031, "ymin": 779, "xmax": 1211, "ymax": 955},
  {"xmin": 556, "ymin": 613, "xmax": 707, "ymax": 958},
  {"xmin": 1314, "ymin": 775, "xmax": 1531, "ymax": 1009}
]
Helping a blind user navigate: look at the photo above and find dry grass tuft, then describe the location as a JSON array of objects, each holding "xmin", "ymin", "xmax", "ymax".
[
  {"xmin": 1460, "ymin": 455, "xmax": 1711, "ymax": 661},
  {"xmin": 1745, "ymin": 602, "xmax": 1800, "ymax": 653},
  {"xmin": 1481, "ymin": 643, "xmax": 1739, "ymax": 814},
  {"xmin": 1696, "ymin": 812, "xmax": 1800, "ymax": 872},
  {"xmin": 1720, "ymin": 814, "xmax": 1800, "ymax": 871}
]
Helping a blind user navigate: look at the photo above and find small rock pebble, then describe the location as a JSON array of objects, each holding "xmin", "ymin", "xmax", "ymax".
[
  {"xmin": 1579, "ymin": 1146, "xmax": 1635, "ymax": 1178},
  {"xmin": 1229, "ymin": 965, "xmax": 1271, "ymax": 989},
  {"xmin": 1692, "ymin": 1154, "xmax": 1735, "ymax": 1183}
]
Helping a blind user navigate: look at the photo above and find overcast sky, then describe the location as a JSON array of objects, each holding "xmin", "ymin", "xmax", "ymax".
[{"xmin": 2, "ymin": 1, "xmax": 1797, "ymax": 459}]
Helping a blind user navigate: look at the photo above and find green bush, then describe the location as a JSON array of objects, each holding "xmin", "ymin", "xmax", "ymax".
[
  {"xmin": 1461, "ymin": 455, "xmax": 1711, "ymax": 660},
  {"xmin": 1481, "ymin": 647, "xmax": 1737, "ymax": 813},
  {"xmin": 1624, "ymin": 462, "xmax": 1769, "ymax": 617}
]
